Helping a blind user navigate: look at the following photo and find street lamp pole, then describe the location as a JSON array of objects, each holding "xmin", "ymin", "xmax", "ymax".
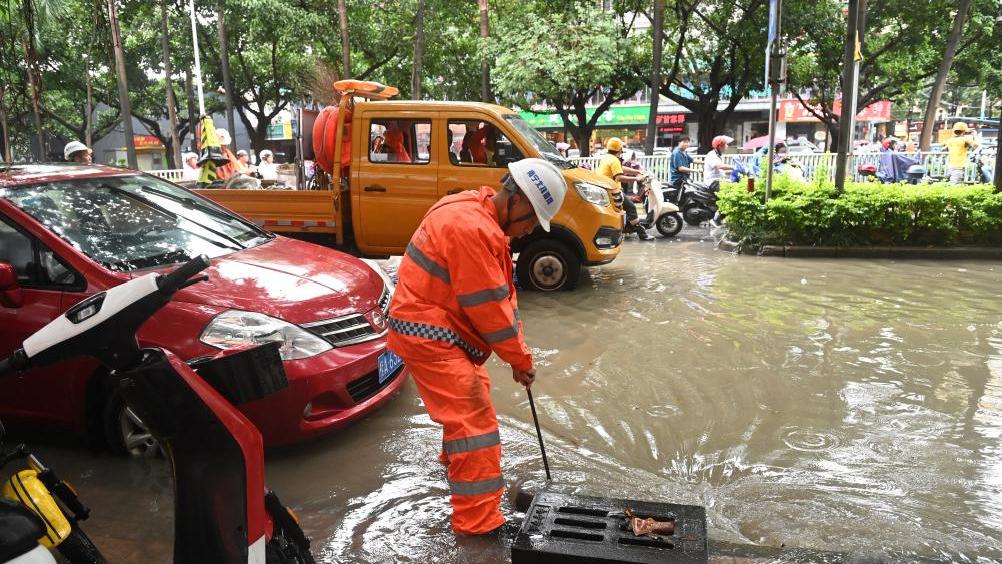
[
  {"xmin": 189, "ymin": 0, "xmax": 205, "ymax": 116},
  {"xmin": 764, "ymin": 0, "xmax": 784, "ymax": 202}
]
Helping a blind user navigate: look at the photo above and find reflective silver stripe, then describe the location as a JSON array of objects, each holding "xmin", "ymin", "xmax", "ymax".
[
  {"xmin": 406, "ymin": 242, "xmax": 450, "ymax": 283},
  {"xmin": 443, "ymin": 430, "xmax": 501, "ymax": 455},
  {"xmin": 481, "ymin": 320, "xmax": 519, "ymax": 344},
  {"xmin": 457, "ymin": 284, "xmax": 509, "ymax": 307},
  {"xmin": 449, "ymin": 476, "xmax": 505, "ymax": 496}
]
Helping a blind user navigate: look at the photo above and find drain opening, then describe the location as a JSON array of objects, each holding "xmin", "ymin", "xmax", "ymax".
[
  {"xmin": 549, "ymin": 529, "xmax": 604, "ymax": 542},
  {"xmin": 553, "ymin": 517, "xmax": 607, "ymax": 530},
  {"xmin": 618, "ymin": 537, "xmax": 675, "ymax": 550}
]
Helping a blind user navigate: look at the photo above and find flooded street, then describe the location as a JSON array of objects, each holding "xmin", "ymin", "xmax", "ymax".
[{"xmin": 21, "ymin": 231, "xmax": 1002, "ymax": 562}]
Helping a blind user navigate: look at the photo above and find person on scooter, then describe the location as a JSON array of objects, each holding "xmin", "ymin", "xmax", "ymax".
[
  {"xmin": 876, "ymin": 137, "xmax": 918, "ymax": 183},
  {"xmin": 387, "ymin": 158, "xmax": 567, "ymax": 537},
  {"xmin": 668, "ymin": 136, "xmax": 694, "ymax": 187},
  {"xmin": 596, "ymin": 137, "xmax": 652, "ymax": 240},
  {"xmin": 704, "ymin": 135, "xmax": 734, "ymax": 185}
]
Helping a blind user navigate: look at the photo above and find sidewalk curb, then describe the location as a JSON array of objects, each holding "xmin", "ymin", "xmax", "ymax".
[{"xmin": 719, "ymin": 239, "xmax": 1002, "ymax": 259}]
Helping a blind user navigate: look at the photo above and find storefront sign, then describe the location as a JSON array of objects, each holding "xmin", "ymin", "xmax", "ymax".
[
  {"xmin": 779, "ymin": 99, "xmax": 892, "ymax": 123},
  {"xmin": 520, "ymin": 104, "xmax": 652, "ymax": 129},
  {"xmin": 133, "ymin": 135, "xmax": 163, "ymax": 149},
  {"xmin": 656, "ymin": 113, "xmax": 686, "ymax": 133}
]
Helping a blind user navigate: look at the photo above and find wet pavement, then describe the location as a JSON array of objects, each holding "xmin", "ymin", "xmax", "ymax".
[{"xmin": 14, "ymin": 227, "xmax": 1002, "ymax": 562}]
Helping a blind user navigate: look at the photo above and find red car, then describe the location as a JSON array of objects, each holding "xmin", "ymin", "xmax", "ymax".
[{"xmin": 0, "ymin": 164, "xmax": 408, "ymax": 454}]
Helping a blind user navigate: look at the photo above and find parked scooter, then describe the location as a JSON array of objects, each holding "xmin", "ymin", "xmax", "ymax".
[
  {"xmin": 633, "ymin": 175, "xmax": 683, "ymax": 237},
  {"xmin": 0, "ymin": 256, "xmax": 314, "ymax": 564},
  {"xmin": 0, "ymin": 420, "xmax": 105, "ymax": 564},
  {"xmin": 664, "ymin": 179, "xmax": 721, "ymax": 227}
]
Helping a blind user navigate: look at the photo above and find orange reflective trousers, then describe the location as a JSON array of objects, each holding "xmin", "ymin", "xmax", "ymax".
[{"xmin": 406, "ymin": 356, "xmax": 504, "ymax": 535}]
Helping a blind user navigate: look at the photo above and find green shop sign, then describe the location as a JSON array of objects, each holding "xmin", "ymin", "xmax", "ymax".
[{"xmin": 519, "ymin": 105, "xmax": 652, "ymax": 130}]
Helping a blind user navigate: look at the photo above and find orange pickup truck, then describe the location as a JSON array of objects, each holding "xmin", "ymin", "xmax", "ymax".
[{"xmin": 197, "ymin": 81, "xmax": 623, "ymax": 291}]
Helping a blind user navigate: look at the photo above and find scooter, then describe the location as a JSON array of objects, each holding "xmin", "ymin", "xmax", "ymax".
[
  {"xmin": 0, "ymin": 420, "xmax": 104, "ymax": 564},
  {"xmin": 633, "ymin": 175, "xmax": 683, "ymax": 237},
  {"xmin": 664, "ymin": 179, "xmax": 720, "ymax": 227},
  {"xmin": 0, "ymin": 256, "xmax": 314, "ymax": 564}
]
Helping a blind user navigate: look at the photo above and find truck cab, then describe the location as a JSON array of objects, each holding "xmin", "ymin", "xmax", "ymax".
[{"xmin": 199, "ymin": 82, "xmax": 623, "ymax": 291}]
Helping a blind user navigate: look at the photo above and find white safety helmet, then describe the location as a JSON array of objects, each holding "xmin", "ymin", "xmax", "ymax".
[
  {"xmin": 217, "ymin": 128, "xmax": 232, "ymax": 145},
  {"xmin": 259, "ymin": 149, "xmax": 273, "ymax": 160},
  {"xmin": 183, "ymin": 152, "xmax": 198, "ymax": 162},
  {"xmin": 506, "ymin": 158, "xmax": 567, "ymax": 232},
  {"xmin": 63, "ymin": 140, "xmax": 91, "ymax": 161}
]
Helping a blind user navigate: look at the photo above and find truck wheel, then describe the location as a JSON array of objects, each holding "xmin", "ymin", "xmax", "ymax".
[
  {"xmin": 656, "ymin": 213, "xmax": 683, "ymax": 237},
  {"xmin": 103, "ymin": 390, "xmax": 161, "ymax": 458},
  {"xmin": 516, "ymin": 240, "xmax": 580, "ymax": 292}
]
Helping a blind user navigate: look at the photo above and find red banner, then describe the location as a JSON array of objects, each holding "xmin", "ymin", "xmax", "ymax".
[
  {"xmin": 134, "ymin": 135, "xmax": 163, "ymax": 149},
  {"xmin": 779, "ymin": 99, "xmax": 892, "ymax": 123}
]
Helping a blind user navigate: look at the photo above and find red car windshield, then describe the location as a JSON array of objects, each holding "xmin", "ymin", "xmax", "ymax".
[{"xmin": 2, "ymin": 175, "xmax": 271, "ymax": 271}]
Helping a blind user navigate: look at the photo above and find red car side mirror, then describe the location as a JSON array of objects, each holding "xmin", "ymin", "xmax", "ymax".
[{"xmin": 0, "ymin": 263, "xmax": 23, "ymax": 308}]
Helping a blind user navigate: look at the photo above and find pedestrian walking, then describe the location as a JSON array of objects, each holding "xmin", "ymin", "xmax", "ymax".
[
  {"xmin": 63, "ymin": 141, "xmax": 93, "ymax": 164},
  {"xmin": 945, "ymin": 122, "xmax": 977, "ymax": 185},
  {"xmin": 387, "ymin": 158, "xmax": 567, "ymax": 537},
  {"xmin": 596, "ymin": 137, "xmax": 652, "ymax": 240}
]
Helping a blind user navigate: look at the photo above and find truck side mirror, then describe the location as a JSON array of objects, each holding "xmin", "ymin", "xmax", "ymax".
[
  {"xmin": 0, "ymin": 263, "xmax": 23, "ymax": 308},
  {"xmin": 494, "ymin": 140, "xmax": 520, "ymax": 166}
]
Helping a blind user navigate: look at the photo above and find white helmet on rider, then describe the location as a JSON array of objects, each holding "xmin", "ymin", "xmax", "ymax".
[
  {"xmin": 506, "ymin": 158, "xmax": 567, "ymax": 232},
  {"xmin": 217, "ymin": 128, "xmax": 232, "ymax": 146}
]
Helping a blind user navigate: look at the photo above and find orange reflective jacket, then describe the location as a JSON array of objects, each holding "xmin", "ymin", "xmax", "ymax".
[{"xmin": 388, "ymin": 187, "xmax": 533, "ymax": 372}]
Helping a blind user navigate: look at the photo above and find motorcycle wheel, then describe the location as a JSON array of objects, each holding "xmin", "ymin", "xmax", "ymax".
[
  {"xmin": 656, "ymin": 213, "xmax": 683, "ymax": 237},
  {"xmin": 57, "ymin": 526, "xmax": 107, "ymax": 564},
  {"xmin": 681, "ymin": 203, "xmax": 707, "ymax": 226}
]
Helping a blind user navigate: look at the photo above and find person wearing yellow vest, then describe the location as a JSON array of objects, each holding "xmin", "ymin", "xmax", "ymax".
[
  {"xmin": 387, "ymin": 158, "xmax": 567, "ymax": 536},
  {"xmin": 596, "ymin": 137, "xmax": 652, "ymax": 240},
  {"xmin": 945, "ymin": 122, "xmax": 977, "ymax": 185}
]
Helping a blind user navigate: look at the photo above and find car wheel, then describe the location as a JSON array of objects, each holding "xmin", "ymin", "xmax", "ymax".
[
  {"xmin": 103, "ymin": 390, "xmax": 161, "ymax": 458},
  {"xmin": 656, "ymin": 213, "xmax": 684, "ymax": 237},
  {"xmin": 516, "ymin": 240, "xmax": 580, "ymax": 292}
]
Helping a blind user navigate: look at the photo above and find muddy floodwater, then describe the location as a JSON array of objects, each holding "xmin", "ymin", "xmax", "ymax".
[{"xmin": 19, "ymin": 232, "xmax": 1002, "ymax": 562}]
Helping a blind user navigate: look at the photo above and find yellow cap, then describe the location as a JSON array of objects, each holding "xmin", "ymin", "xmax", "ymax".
[
  {"xmin": 952, "ymin": 122, "xmax": 968, "ymax": 133},
  {"xmin": 605, "ymin": 137, "xmax": 624, "ymax": 152}
]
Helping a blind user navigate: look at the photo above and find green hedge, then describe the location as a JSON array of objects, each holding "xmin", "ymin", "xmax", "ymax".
[{"xmin": 717, "ymin": 175, "xmax": 1002, "ymax": 247}]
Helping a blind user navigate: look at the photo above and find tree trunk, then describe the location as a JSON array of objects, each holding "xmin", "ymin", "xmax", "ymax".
[
  {"xmin": 217, "ymin": 7, "xmax": 237, "ymax": 150},
  {"xmin": 571, "ymin": 127, "xmax": 592, "ymax": 158},
  {"xmin": 85, "ymin": 69, "xmax": 94, "ymax": 147},
  {"xmin": 411, "ymin": 0, "xmax": 425, "ymax": 100},
  {"xmin": 834, "ymin": 0, "xmax": 860, "ymax": 191},
  {"xmin": 160, "ymin": 0, "xmax": 182, "ymax": 167},
  {"xmin": 478, "ymin": 0, "xmax": 490, "ymax": 102},
  {"xmin": 20, "ymin": 0, "xmax": 45, "ymax": 160},
  {"xmin": 645, "ymin": 0, "xmax": 664, "ymax": 154},
  {"xmin": 0, "ymin": 88, "xmax": 11, "ymax": 163},
  {"xmin": 919, "ymin": 0, "xmax": 972, "ymax": 151},
  {"xmin": 338, "ymin": 0, "xmax": 350, "ymax": 79},
  {"xmin": 108, "ymin": 0, "xmax": 138, "ymax": 168}
]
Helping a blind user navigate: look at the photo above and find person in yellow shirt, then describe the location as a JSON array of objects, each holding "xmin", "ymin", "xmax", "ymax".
[
  {"xmin": 945, "ymin": 122, "xmax": 977, "ymax": 185},
  {"xmin": 596, "ymin": 137, "xmax": 652, "ymax": 240}
]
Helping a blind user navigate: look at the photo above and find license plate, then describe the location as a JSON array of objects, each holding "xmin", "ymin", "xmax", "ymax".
[{"xmin": 378, "ymin": 351, "xmax": 403, "ymax": 383}]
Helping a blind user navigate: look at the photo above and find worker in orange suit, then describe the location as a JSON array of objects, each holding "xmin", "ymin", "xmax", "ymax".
[{"xmin": 387, "ymin": 158, "xmax": 568, "ymax": 536}]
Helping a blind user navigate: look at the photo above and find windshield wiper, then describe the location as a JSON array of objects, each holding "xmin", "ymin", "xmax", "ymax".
[
  {"xmin": 140, "ymin": 185, "xmax": 274, "ymax": 241},
  {"xmin": 103, "ymin": 185, "xmax": 243, "ymax": 251}
]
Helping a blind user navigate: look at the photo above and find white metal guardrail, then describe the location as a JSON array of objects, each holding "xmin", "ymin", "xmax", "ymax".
[
  {"xmin": 572, "ymin": 151, "xmax": 996, "ymax": 184},
  {"xmin": 147, "ymin": 169, "xmax": 186, "ymax": 181}
]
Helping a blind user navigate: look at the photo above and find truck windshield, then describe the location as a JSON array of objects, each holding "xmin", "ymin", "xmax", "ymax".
[
  {"xmin": 2, "ymin": 175, "xmax": 272, "ymax": 272},
  {"xmin": 503, "ymin": 115, "xmax": 574, "ymax": 169}
]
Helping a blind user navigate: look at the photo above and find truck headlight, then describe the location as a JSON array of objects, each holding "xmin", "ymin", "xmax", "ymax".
[
  {"xmin": 200, "ymin": 310, "xmax": 332, "ymax": 360},
  {"xmin": 574, "ymin": 181, "xmax": 611, "ymax": 207}
]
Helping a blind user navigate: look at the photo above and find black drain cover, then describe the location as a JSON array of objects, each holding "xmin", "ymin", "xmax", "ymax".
[{"xmin": 511, "ymin": 488, "xmax": 707, "ymax": 563}]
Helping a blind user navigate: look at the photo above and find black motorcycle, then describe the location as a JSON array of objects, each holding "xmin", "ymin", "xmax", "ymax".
[{"xmin": 664, "ymin": 179, "xmax": 720, "ymax": 227}]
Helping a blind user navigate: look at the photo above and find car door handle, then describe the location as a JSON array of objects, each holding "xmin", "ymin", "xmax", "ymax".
[
  {"xmin": 364, "ymin": 185, "xmax": 386, "ymax": 192},
  {"xmin": 446, "ymin": 188, "xmax": 463, "ymax": 195}
]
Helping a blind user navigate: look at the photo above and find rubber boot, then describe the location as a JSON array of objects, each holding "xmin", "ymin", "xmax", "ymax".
[{"xmin": 635, "ymin": 224, "xmax": 653, "ymax": 240}]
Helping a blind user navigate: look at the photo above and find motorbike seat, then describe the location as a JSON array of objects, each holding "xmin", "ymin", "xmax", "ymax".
[{"xmin": 0, "ymin": 498, "xmax": 47, "ymax": 562}]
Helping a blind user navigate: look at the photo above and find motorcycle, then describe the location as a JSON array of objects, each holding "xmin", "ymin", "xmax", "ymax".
[
  {"xmin": 632, "ymin": 175, "xmax": 683, "ymax": 237},
  {"xmin": 0, "ymin": 420, "xmax": 105, "ymax": 564},
  {"xmin": 0, "ymin": 256, "xmax": 314, "ymax": 564},
  {"xmin": 664, "ymin": 179, "xmax": 720, "ymax": 227}
]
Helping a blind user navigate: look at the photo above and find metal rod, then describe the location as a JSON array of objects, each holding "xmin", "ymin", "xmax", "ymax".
[
  {"xmin": 526, "ymin": 387, "xmax": 551, "ymax": 481},
  {"xmin": 189, "ymin": 0, "xmax": 205, "ymax": 116}
]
